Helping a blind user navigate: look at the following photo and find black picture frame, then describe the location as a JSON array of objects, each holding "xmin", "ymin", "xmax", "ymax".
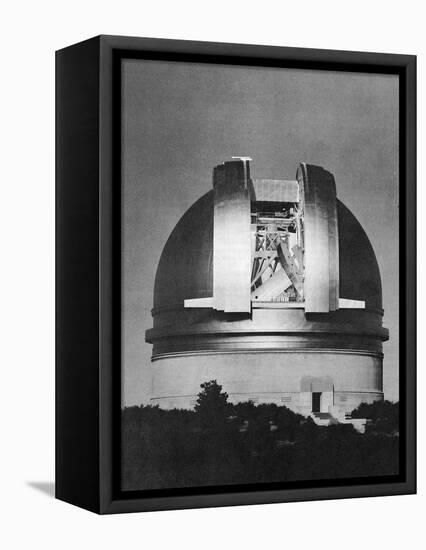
[{"xmin": 56, "ymin": 35, "xmax": 416, "ymax": 514}]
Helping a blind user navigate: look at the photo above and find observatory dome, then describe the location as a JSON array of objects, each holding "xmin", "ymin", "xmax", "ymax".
[
  {"xmin": 152, "ymin": 193, "xmax": 383, "ymax": 312},
  {"xmin": 146, "ymin": 160, "xmax": 388, "ymax": 416}
]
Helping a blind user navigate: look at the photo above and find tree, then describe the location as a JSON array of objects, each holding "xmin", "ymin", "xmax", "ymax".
[
  {"xmin": 351, "ymin": 400, "xmax": 399, "ymax": 435},
  {"xmin": 194, "ymin": 380, "xmax": 230, "ymax": 427}
]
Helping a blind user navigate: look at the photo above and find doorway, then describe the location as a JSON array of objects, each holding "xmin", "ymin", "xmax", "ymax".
[{"xmin": 312, "ymin": 392, "xmax": 322, "ymax": 413}]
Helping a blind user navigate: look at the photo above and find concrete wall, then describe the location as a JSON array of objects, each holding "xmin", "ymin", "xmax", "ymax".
[{"xmin": 150, "ymin": 351, "xmax": 383, "ymax": 415}]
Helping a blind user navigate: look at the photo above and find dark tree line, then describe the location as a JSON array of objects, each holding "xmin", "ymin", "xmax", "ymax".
[
  {"xmin": 122, "ymin": 380, "xmax": 399, "ymax": 491},
  {"xmin": 351, "ymin": 400, "xmax": 399, "ymax": 435}
]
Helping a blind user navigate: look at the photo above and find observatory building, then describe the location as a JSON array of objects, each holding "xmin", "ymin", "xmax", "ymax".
[{"xmin": 146, "ymin": 158, "xmax": 389, "ymax": 417}]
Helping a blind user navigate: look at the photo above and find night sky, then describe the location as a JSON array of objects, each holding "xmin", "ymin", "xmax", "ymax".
[{"xmin": 122, "ymin": 59, "xmax": 399, "ymax": 406}]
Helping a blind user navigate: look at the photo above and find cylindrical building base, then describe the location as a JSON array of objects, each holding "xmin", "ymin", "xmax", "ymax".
[{"xmin": 151, "ymin": 350, "xmax": 383, "ymax": 416}]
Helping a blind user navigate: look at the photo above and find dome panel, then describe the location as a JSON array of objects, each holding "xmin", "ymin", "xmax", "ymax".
[
  {"xmin": 337, "ymin": 200, "xmax": 382, "ymax": 311},
  {"xmin": 153, "ymin": 191, "xmax": 213, "ymax": 310}
]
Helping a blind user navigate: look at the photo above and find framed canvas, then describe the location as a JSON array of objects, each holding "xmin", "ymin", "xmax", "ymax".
[{"xmin": 56, "ymin": 35, "xmax": 416, "ymax": 514}]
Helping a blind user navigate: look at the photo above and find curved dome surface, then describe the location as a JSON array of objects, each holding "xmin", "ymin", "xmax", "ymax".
[
  {"xmin": 153, "ymin": 191, "xmax": 213, "ymax": 311},
  {"xmin": 337, "ymin": 200, "xmax": 383, "ymax": 311},
  {"xmin": 153, "ymin": 193, "xmax": 383, "ymax": 312}
]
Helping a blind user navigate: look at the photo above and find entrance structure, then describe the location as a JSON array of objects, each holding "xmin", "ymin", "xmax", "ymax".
[{"xmin": 146, "ymin": 158, "xmax": 388, "ymax": 417}]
